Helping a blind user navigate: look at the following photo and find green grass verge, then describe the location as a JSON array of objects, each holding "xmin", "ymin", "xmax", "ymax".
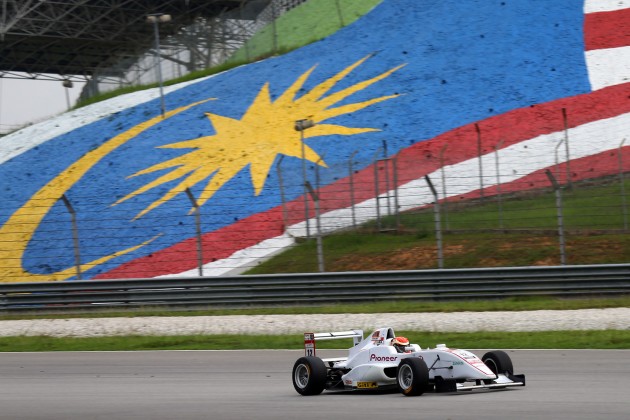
[
  {"xmin": 395, "ymin": 181, "xmax": 630, "ymax": 231},
  {"xmin": 1, "ymin": 330, "xmax": 628, "ymax": 352},
  {"xmin": 227, "ymin": 0, "xmax": 382, "ymax": 63},
  {"xmin": 245, "ymin": 178, "xmax": 630, "ymax": 273}
]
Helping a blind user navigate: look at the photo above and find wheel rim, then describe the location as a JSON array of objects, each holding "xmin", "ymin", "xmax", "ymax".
[
  {"xmin": 294, "ymin": 363, "xmax": 310, "ymax": 389},
  {"xmin": 398, "ymin": 364, "xmax": 413, "ymax": 389},
  {"xmin": 484, "ymin": 358, "xmax": 499, "ymax": 375}
]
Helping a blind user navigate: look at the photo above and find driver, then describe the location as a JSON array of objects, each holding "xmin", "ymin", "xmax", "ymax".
[{"xmin": 391, "ymin": 336, "xmax": 410, "ymax": 353}]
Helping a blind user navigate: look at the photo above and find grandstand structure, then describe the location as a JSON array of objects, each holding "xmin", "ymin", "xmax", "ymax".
[{"xmin": 0, "ymin": 0, "xmax": 307, "ymax": 99}]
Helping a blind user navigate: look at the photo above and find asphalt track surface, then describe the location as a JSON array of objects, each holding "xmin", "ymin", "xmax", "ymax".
[{"xmin": 1, "ymin": 349, "xmax": 628, "ymax": 419}]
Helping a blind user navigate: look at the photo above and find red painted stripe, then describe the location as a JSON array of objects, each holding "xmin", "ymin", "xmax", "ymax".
[
  {"xmin": 438, "ymin": 146, "xmax": 630, "ymax": 204},
  {"xmin": 315, "ymin": 82, "xmax": 630, "ymax": 213},
  {"xmin": 584, "ymin": 8, "xmax": 630, "ymax": 51},
  {"xmin": 95, "ymin": 82, "xmax": 630, "ymax": 279},
  {"xmin": 95, "ymin": 206, "xmax": 287, "ymax": 279}
]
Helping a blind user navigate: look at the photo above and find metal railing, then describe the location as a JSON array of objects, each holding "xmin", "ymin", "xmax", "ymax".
[{"xmin": 1, "ymin": 264, "xmax": 629, "ymax": 312}]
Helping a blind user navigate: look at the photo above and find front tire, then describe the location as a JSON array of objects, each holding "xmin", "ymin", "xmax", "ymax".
[
  {"xmin": 397, "ymin": 358, "xmax": 429, "ymax": 396},
  {"xmin": 292, "ymin": 356, "xmax": 327, "ymax": 396},
  {"xmin": 482, "ymin": 350, "xmax": 514, "ymax": 376}
]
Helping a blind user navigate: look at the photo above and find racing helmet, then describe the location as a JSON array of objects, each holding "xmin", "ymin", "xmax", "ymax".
[{"xmin": 391, "ymin": 336, "xmax": 410, "ymax": 353}]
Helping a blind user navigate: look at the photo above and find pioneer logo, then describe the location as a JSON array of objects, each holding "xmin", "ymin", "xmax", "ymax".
[{"xmin": 370, "ymin": 354, "xmax": 398, "ymax": 362}]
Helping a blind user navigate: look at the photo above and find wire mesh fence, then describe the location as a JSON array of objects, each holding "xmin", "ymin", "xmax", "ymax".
[
  {"xmin": 85, "ymin": 0, "xmax": 353, "ymax": 98},
  {"xmin": 1, "ymin": 135, "xmax": 629, "ymax": 281}
]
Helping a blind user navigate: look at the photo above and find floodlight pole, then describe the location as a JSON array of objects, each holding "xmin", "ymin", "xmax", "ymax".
[
  {"xmin": 295, "ymin": 119, "xmax": 315, "ymax": 238},
  {"xmin": 147, "ymin": 13, "xmax": 171, "ymax": 118},
  {"xmin": 62, "ymin": 79, "xmax": 73, "ymax": 110}
]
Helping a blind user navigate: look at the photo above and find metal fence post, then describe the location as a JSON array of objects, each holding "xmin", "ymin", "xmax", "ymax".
[
  {"xmin": 545, "ymin": 170, "xmax": 566, "ymax": 265},
  {"xmin": 305, "ymin": 181, "xmax": 324, "ymax": 272},
  {"xmin": 348, "ymin": 150, "xmax": 358, "ymax": 228},
  {"xmin": 475, "ymin": 123, "xmax": 484, "ymax": 200},
  {"xmin": 315, "ymin": 153, "xmax": 326, "ymax": 239},
  {"xmin": 392, "ymin": 153, "xmax": 400, "ymax": 231},
  {"xmin": 619, "ymin": 138, "xmax": 628, "ymax": 230},
  {"xmin": 371, "ymin": 147, "xmax": 384, "ymax": 231},
  {"xmin": 185, "ymin": 188, "xmax": 204, "ymax": 276},
  {"xmin": 382, "ymin": 140, "xmax": 392, "ymax": 215},
  {"xmin": 295, "ymin": 119, "xmax": 315, "ymax": 239},
  {"xmin": 439, "ymin": 143, "xmax": 449, "ymax": 230},
  {"xmin": 276, "ymin": 155, "xmax": 289, "ymax": 231},
  {"xmin": 562, "ymin": 108, "xmax": 572, "ymax": 189},
  {"xmin": 494, "ymin": 139, "xmax": 505, "ymax": 229},
  {"xmin": 61, "ymin": 194, "xmax": 82, "ymax": 280},
  {"xmin": 425, "ymin": 175, "xmax": 444, "ymax": 269},
  {"xmin": 555, "ymin": 137, "xmax": 565, "ymax": 181}
]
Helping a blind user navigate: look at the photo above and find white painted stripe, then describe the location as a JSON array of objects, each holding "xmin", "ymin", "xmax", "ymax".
[
  {"xmin": 306, "ymin": 111, "xmax": 630, "ymax": 232},
  {"xmin": 186, "ymin": 111, "xmax": 630, "ymax": 276},
  {"xmin": 585, "ymin": 46, "xmax": 630, "ymax": 90},
  {"xmin": 584, "ymin": 0, "xmax": 630, "ymax": 13},
  {"xmin": 158, "ymin": 234, "xmax": 297, "ymax": 277},
  {"xmin": 0, "ymin": 75, "xmax": 215, "ymax": 165}
]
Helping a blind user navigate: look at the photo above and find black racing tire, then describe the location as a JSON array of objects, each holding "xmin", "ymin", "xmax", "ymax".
[
  {"xmin": 396, "ymin": 357, "xmax": 430, "ymax": 396},
  {"xmin": 482, "ymin": 350, "xmax": 514, "ymax": 376},
  {"xmin": 292, "ymin": 356, "xmax": 327, "ymax": 396}
]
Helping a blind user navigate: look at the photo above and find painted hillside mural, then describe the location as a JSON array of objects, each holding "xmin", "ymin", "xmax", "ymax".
[{"xmin": 0, "ymin": 0, "xmax": 628, "ymax": 282}]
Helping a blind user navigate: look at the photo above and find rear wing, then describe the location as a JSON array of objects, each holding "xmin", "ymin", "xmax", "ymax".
[{"xmin": 304, "ymin": 330, "xmax": 364, "ymax": 357}]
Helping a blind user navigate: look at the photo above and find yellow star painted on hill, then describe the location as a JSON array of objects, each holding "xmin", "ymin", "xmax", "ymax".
[{"xmin": 114, "ymin": 55, "xmax": 405, "ymax": 219}]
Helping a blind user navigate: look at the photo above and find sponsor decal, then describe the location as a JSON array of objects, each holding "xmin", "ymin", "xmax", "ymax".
[
  {"xmin": 448, "ymin": 349, "xmax": 494, "ymax": 375},
  {"xmin": 371, "ymin": 331, "xmax": 385, "ymax": 345},
  {"xmin": 345, "ymin": 380, "xmax": 353, "ymax": 385},
  {"xmin": 304, "ymin": 332, "xmax": 316, "ymax": 356},
  {"xmin": 449, "ymin": 349, "xmax": 477, "ymax": 360},
  {"xmin": 370, "ymin": 354, "xmax": 398, "ymax": 362},
  {"xmin": 357, "ymin": 381, "xmax": 378, "ymax": 389},
  {"xmin": 305, "ymin": 343, "xmax": 315, "ymax": 357}
]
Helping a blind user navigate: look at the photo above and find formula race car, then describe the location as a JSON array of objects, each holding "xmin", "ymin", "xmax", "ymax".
[{"xmin": 292, "ymin": 327, "xmax": 525, "ymax": 396}]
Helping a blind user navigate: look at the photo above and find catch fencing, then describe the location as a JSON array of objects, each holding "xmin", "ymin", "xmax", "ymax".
[
  {"xmin": 85, "ymin": 0, "xmax": 338, "ymax": 98},
  {"xmin": 1, "ymin": 264, "xmax": 629, "ymax": 312},
  {"xmin": 2, "ymin": 136, "xmax": 628, "ymax": 281}
]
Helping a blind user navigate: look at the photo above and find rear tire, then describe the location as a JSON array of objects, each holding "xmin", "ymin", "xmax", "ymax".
[
  {"xmin": 482, "ymin": 351, "xmax": 514, "ymax": 376},
  {"xmin": 397, "ymin": 358, "xmax": 429, "ymax": 396},
  {"xmin": 292, "ymin": 356, "xmax": 327, "ymax": 396}
]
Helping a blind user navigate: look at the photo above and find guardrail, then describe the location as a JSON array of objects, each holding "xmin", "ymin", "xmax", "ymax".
[{"xmin": 1, "ymin": 264, "xmax": 629, "ymax": 312}]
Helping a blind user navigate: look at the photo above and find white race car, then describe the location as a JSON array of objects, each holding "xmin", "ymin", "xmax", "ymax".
[{"xmin": 292, "ymin": 327, "xmax": 525, "ymax": 396}]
